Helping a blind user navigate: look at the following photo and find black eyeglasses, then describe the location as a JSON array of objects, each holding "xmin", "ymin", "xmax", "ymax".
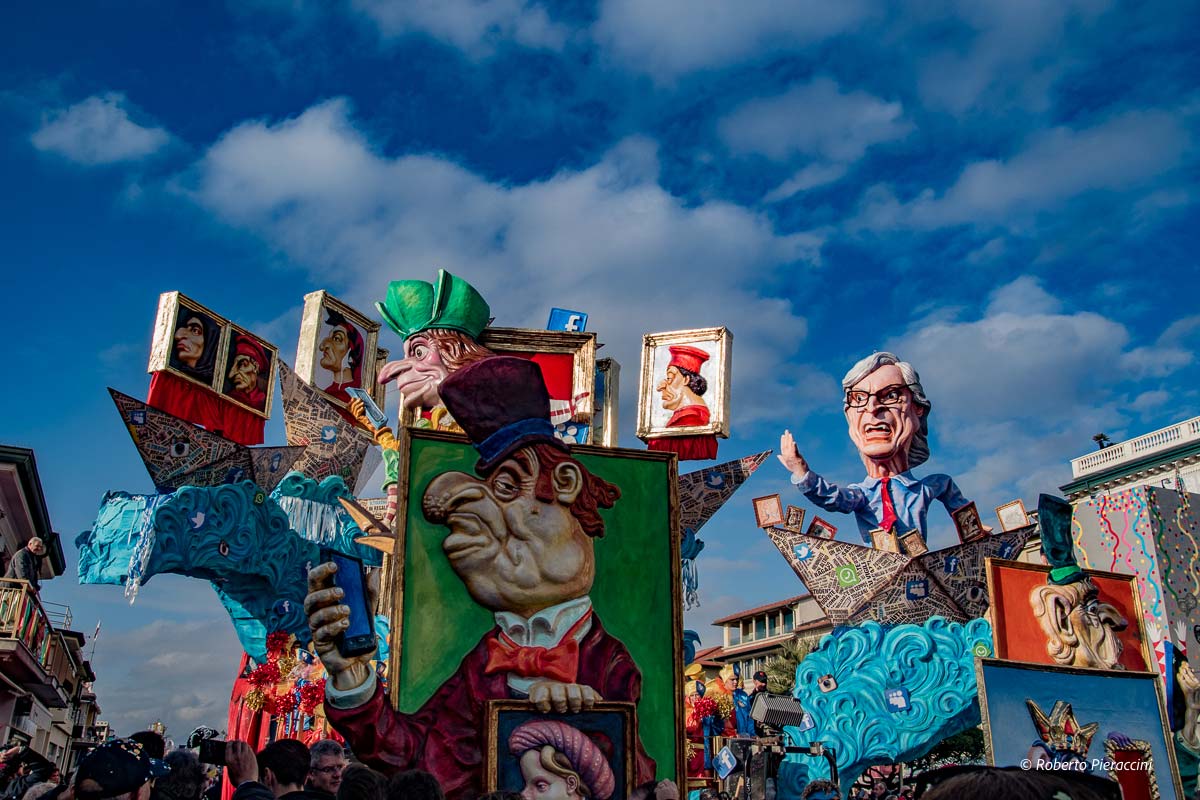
[
  {"xmin": 845, "ymin": 384, "xmax": 916, "ymax": 409},
  {"xmin": 311, "ymin": 765, "xmax": 345, "ymax": 775}
]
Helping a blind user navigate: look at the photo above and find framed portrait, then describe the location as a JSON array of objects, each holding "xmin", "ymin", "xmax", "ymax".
[
  {"xmin": 783, "ymin": 505, "xmax": 806, "ymax": 534},
  {"xmin": 806, "ymin": 516, "xmax": 837, "ymax": 540},
  {"xmin": 752, "ymin": 494, "xmax": 784, "ymax": 528},
  {"xmin": 952, "ymin": 502, "xmax": 986, "ymax": 543},
  {"xmin": 387, "ymin": 429, "xmax": 683, "ymax": 784},
  {"xmin": 636, "ymin": 327, "xmax": 732, "ymax": 440},
  {"xmin": 591, "ymin": 358, "xmax": 620, "ymax": 448},
  {"xmin": 898, "ymin": 529, "xmax": 928, "ymax": 556},
  {"xmin": 484, "ymin": 700, "xmax": 635, "ymax": 798},
  {"xmin": 985, "ymin": 558, "xmax": 1154, "ymax": 672},
  {"xmin": 480, "ymin": 327, "xmax": 597, "ymax": 426},
  {"xmin": 994, "ymin": 499, "xmax": 1029, "ymax": 532},
  {"xmin": 870, "ymin": 527, "xmax": 899, "ymax": 553},
  {"xmin": 148, "ymin": 291, "xmax": 230, "ymax": 392},
  {"xmin": 218, "ymin": 323, "xmax": 277, "ymax": 418},
  {"xmin": 977, "ymin": 659, "xmax": 1183, "ymax": 799},
  {"xmin": 294, "ymin": 291, "xmax": 382, "ymax": 412}
]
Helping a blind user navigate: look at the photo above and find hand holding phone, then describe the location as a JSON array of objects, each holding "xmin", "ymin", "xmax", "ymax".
[
  {"xmin": 346, "ymin": 388, "xmax": 388, "ymax": 430},
  {"xmin": 319, "ymin": 550, "xmax": 377, "ymax": 658}
]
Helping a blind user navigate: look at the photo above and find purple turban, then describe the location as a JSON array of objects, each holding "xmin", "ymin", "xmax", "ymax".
[{"xmin": 508, "ymin": 720, "xmax": 616, "ymax": 800}]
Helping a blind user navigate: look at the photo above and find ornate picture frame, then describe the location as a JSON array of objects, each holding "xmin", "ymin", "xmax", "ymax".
[
  {"xmin": 592, "ymin": 357, "xmax": 620, "ymax": 448},
  {"xmin": 294, "ymin": 290, "xmax": 382, "ymax": 413},
  {"xmin": 636, "ymin": 327, "xmax": 732, "ymax": 440},
  {"xmin": 994, "ymin": 499, "xmax": 1030, "ymax": 532},
  {"xmin": 484, "ymin": 700, "xmax": 636, "ymax": 797},
  {"xmin": 752, "ymin": 494, "xmax": 784, "ymax": 528}
]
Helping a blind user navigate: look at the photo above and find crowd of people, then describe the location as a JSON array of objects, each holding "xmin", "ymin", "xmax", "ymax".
[{"xmin": 0, "ymin": 733, "xmax": 1137, "ymax": 800}]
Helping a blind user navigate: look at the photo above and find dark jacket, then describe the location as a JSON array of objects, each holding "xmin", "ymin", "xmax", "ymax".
[
  {"xmin": 231, "ymin": 784, "xmax": 330, "ymax": 800},
  {"xmin": 4, "ymin": 548, "xmax": 43, "ymax": 592}
]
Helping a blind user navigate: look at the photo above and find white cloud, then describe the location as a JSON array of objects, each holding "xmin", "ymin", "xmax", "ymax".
[
  {"xmin": 592, "ymin": 0, "xmax": 873, "ymax": 81},
  {"xmin": 30, "ymin": 93, "xmax": 170, "ymax": 165},
  {"xmin": 915, "ymin": 0, "xmax": 1114, "ymax": 113},
  {"xmin": 854, "ymin": 110, "xmax": 1191, "ymax": 231},
  {"xmin": 719, "ymin": 78, "xmax": 910, "ymax": 163},
  {"xmin": 183, "ymin": 99, "xmax": 823, "ymax": 431},
  {"xmin": 886, "ymin": 275, "xmax": 1193, "ymax": 506},
  {"xmin": 350, "ymin": 0, "xmax": 569, "ymax": 54},
  {"xmin": 763, "ymin": 163, "xmax": 848, "ymax": 203}
]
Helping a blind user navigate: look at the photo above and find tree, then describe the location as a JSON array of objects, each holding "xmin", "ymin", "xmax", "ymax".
[
  {"xmin": 906, "ymin": 727, "xmax": 986, "ymax": 774},
  {"xmin": 764, "ymin": 638, "xmax": 812, "ymax": 694}
]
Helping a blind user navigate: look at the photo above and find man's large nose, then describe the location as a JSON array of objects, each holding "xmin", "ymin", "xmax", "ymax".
[{"xmin": 422, "ymin": 472, "xmax": 485, "ymax": 523}]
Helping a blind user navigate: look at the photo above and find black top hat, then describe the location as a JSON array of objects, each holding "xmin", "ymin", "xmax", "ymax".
[
  {"xmin": 1038, "ymin": 494, "xmax": 1084, "ymax": 586},
  {"xmin": 438, "ymin": 356, "xmax": 568, "ymax": 474}
]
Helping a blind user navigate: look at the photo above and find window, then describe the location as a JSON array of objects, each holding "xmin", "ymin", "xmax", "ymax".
[
  {"xmin": 742, "ymin": 620, "xmax": 752, "ymax": 641},
  {"xmin": 768, "ymin": 613, "xmax": 779, "ymax": 637},
  {"xmin": 754, "ymin": 616, "xmax": 767, "ymax": 640},
  {"xmin": 727, "ymin": 625, "xmax": 741, "ymax": 646},
  {"xmin": 783, "ymin": 608, "xmax": 795, "ymax": 632}
]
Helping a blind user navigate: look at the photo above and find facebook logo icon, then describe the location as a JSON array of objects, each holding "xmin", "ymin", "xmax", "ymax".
[{"xmin": 546, "ymin": 308, "xmax": 588, "ymax": 332}]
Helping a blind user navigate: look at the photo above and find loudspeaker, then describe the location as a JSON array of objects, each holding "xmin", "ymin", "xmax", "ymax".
[{"xmin": 749, "ymin": 692, "xmax": 808, "ymax": 729}]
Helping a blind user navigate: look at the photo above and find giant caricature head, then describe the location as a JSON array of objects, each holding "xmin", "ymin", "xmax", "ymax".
[
  {"xmin": 375, "ymin": 270, "xmax": 493, "ymax": 410},
  {"xmin": 841, "ymin": 352, "xmax": 931, "ymax": 472},
  {"xmin": 1030, "ymin": 579, "xmax": 1127, "ymax": 669},
  {"xmin": 420, "ymin": 357, "xmax": 620, "ymax": 616},
  {"xmin": 508, "ymin": 720, "xmax": 616, "ymax": 800}
]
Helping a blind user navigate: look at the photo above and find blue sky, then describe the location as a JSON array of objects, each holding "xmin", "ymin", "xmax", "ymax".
[{"xmin": 2, "ymin": 0, "xmax": 1198, "ymax": 740}]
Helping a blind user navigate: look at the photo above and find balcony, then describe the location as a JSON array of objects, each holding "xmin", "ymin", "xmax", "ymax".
[
  {"xmin": 1070, "ymin": 416, "xmax": 1200, "ymax": 478},
  {"xmin": 0, "ymin": 578, "xmax": 68, "ymax": 708}
]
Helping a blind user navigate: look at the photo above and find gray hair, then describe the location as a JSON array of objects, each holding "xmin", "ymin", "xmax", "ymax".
[
  {"xmin": 841, "ymin": 351, "xmax": 932, "ymax": 468},
  {"xmin": 309, "ymin": 739, "xmax": 345, "ymax": 765}
]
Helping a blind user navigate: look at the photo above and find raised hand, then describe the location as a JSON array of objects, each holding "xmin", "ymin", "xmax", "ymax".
[{"xmin": 777, "ymin": 430, "xmax": 809, "ymax": 479}]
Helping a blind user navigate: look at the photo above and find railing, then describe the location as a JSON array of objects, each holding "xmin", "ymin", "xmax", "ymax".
[
  {"xmin": 0, "ymin": 578, "xmax": 54, "ymax": 669},
  {"xmin": 1071, "ymin": 416, "xmax": 1200, "ymax": 478},
  {"xmin": 41, "ymin": 601, "xmax": 73, "ymax": 630}
]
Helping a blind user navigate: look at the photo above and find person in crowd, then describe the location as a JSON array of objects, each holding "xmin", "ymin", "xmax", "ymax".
[
  {"xmin": 5, "ymin": 538, "xmax": 47, "ymax": 593},
  {"xmin": 799, "ymin": 781, "xmax": 839, "ymax": 800},
  {"xmin": 74, "ymin": 738, "xmax": 170, "ymax": 800},
  {"xmin": 226, "ymin": 740, "xmax": 325, "ymax": 800},
  {"xmin": 128, "ymin": 733, "xmax": 167, "ymax": 761},
  {"xmin": 156, "ymin": 751, "xmax": 205, "ymax": 800},
  {"xmin": 913, "ymin": 765, "xmax": 1119, "ymax": 800},
  {"xmin": 384, "ymin": 771, "xmax": 443, "ymax": 800},
  {"xmin": 334, "ymin": 766, "xmax": 383, "ymax": 800},
  {"xmin": 305, "ymin": 742, "xmax": 346, "ymax": 799}
]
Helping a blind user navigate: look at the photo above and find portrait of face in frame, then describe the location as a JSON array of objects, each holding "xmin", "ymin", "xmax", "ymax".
[
  {"xmin": 485, "ymin": 701, "xmax": 634, "ymax": 800},
  {"xmin": 168, "ymin": 302, "xmax": 222, "ymax": 387},
  {"xmin": 295, "ymin": 290, "xmax": 381, "ymax": 411},
  {"xmin": 752, "ymin": 494, "xmax": 784, "ymax": 528},
  {"xmin": 388, "ymin": 429, "xmax": 683, "ymax": 786},
  {"xmin": 219, "ymin": 326, "xmax": 276, "ymax": 416},
  {"xmin": 637, "ymin": 327, "xmax": 731, "ymax": 441}
]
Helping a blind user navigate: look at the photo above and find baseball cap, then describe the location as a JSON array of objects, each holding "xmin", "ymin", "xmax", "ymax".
[
  {"xmin": 753, "ymin": 671, "xmax": 768, "ymax": 683},
  {"xmin": 75, "ymin": 739, "xmax": 169, "ymax": 798}
]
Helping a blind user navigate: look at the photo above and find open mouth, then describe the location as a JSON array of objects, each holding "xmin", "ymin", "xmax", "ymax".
[{"xmin": 862, "ymin": 422, "xmax": 892, "ymax": 438}]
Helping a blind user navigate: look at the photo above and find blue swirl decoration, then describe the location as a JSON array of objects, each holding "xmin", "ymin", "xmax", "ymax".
[
  {"xmin": 777, "ymin": 617, "xmax": 991, "ymax": 796},
  {"xmin": 80, "ymin": 476, "xmax": 383, "ymax": 662}
]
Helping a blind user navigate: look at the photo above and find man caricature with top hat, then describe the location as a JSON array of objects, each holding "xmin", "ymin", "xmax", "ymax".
[{"xmin": 306, "ymin": 356, "xmax": 655, "ymax": 800}]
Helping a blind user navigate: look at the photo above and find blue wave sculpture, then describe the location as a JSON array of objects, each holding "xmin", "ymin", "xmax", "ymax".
[
  {"xmin": 777, "ymin": 617, "xmax": 991, "ymax": 794},
  {"xmin": 78, "ymin": 472, "xmax": 380, "ymax": 662}
]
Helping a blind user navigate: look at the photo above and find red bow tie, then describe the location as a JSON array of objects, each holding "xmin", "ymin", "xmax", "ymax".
[{"xmin": 484, "ymin": 613, "xmax": 591, "ymax": 684}]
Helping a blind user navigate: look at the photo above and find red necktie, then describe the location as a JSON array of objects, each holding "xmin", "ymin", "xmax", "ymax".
[
  {"xmin": 483, "ymin": 613, "xmax": 591, "ymax": 684},
  {"xmin": 879, "ymin": 476, "xmax": 898, "ymax": 532}
]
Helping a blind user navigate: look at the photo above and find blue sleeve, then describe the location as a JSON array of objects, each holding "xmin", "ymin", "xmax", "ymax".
[
  {"xmin": 930, "ymin": 474, "xmax": 969, "ymax": 513},
  {"xmin": 793, "ymin": 471, "xmax": 868, "ymax": 514}
]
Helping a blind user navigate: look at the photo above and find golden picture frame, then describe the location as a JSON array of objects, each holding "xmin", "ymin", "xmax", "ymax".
[
  {"xmin": 994, "ymin": 498, "xmax": 1030, "ymax": 532},
  {"xmin": 479, "ymin": 327, "xmax": 598, "ymax": 424},
  {"xmin": 483, "ymin": 700, "xmax": 636, "ymax": 797},
  {"xmin": 294, "ymin": 290, "xmax": 382, "ymax": 413},
  {"xmin": 636, "ymin": 327, "xmax": 732, "ymax": 440},
  {"xmin": 218, "ymin": 320, "xmax": 279, "ymax": 417},
  {"xmin": 147, "ymin": 291, "xmax": 277, "ymax": 419}
]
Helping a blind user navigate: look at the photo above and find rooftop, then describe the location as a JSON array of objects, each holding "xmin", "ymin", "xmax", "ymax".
[
  {"xmin": 1069, "ymin": 416, "xmax": 1200, "ymax": 480},
  {"xmin": 712, "ymin": 593, "xmax": 811, "ymax": 625}
]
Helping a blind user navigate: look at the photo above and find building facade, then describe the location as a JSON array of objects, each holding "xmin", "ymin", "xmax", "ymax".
[
  {"xmin": 1060, "ymin": 415, "xmax": 1200, "ymax": 501},
  {"xmin": 699, "ymin": 594, "xmax": 832, "ymax": 679},
  {"xmin": 0, "ymin": 445, "xmax": 102, "ymax": 770}
]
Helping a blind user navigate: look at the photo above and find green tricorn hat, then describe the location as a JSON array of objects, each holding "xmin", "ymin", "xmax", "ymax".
[
  {"xmin": 376, "ymin": 269, "xmax": 491, "ymax": 340},
  {"xmin": 1039, "ymin": 493, "xmax": 1084, "ymax": 586}
]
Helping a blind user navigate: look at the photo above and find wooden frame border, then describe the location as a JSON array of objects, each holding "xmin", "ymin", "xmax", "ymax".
[
  {"xmin": 592, "ymin": 357, "xmax": 620, "ymax": 448},
  {"xmin": 294, "ymin": 290, "xmax": 382, "ymax": 413},
  {"xmin": 984, "ymin": 557, "xmax": 1156, "ymax": 672},
  {"xmin": 480, "ymin": 328, "xmax": 598, "ymax": 423},
  {"xmin": 385, "ymin": 428, "xmax": 685, "ymax": 782},
  {"xmin": 636, "ymin": 327, "xmax": 732, "ymax": 440},
  {"xmin": 751, "ymin": 494, "xmax": 784, "ymax": 529},
  {"xmin": 994, "ymin": 499, "xmax": 1030, "ymax": 532},
  {"xmin": 483, "ymin": 700, "xmax": 636, "ymax": 793},
  {"xmin": 976, "ymin": 657, "xmax": 1183, "ymax": 798}
]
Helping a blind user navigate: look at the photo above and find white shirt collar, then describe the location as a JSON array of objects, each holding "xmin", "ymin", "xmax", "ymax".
[{"xmin": 494, "ymin": 595, "xmax": 593, "ymax": 649}]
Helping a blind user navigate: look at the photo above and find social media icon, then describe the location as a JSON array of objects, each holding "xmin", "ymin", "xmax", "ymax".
[
  {"xmin": 836, "ymin": 564, "xmax": 860, "ymax": 587},
  {"xmin": 546, "ymin": 308, "xmax": 589, "ymax": 332},
  {"xmin": 885, "ymin": 688, "xmax": 910, "ymax": 712}
]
